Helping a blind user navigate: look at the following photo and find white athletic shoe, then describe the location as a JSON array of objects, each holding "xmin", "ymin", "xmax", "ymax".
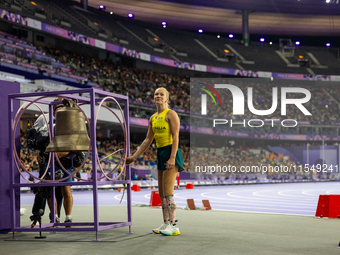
[
  {"xmin": 152, "ymin": 223, "xmax": 169, "ymax": 234},
  {"xmin": 160, "ymin": 224, "xmax": 180, "ymax": 236}
]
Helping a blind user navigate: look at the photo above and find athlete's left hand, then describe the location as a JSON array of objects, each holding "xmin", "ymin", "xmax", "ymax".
[{"xmin": 166, "ymin": 158, "xmax": 175, "ymax": 170}]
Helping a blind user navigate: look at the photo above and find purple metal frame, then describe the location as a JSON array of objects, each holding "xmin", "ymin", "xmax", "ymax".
[{"xmin": 8, "ymin": 88, "xmax": 132, "ymax": 240}]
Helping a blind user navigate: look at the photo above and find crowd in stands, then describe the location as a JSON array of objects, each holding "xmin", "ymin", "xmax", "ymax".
[
  {"xmin": 0, "ymin": 29, "xmax": 191, "ymax": 111},
  {"xmin": 4, "ymin": 27, "xmax": 340, "ymax": 177},
  {"xmin": 19, "ymin": 133, "xmax": 191, "ymax": 174},
  {"xmin": 0, "ymin": 31, "xmax": 90, "ymax": 83},
  {"xmin": 190, "ymin": 145, "xmax": 304, "ymax": 174},
  {"xmin": 38, "ymin": 44, "xmax": 340, "ymax": 135},
  {"xmin": 41, "ymin": 46, "xmax": 191, "ymax": 109},
  {"xmin": 20, "ymin": 127, "xmax": 304, "ymax": 175},
  {"xmin": 96, "ymin": 137, "xmax": 191, "ymax": 172},
  {"xmin": 19, "ymin": 133, "xmax": 39, "ymax": 172},
  {"xmin": 1, "ymin": 29, "xmax": 340, "ymax": 129}
]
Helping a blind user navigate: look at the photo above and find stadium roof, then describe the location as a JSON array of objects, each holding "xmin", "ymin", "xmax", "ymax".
[{"xmin": 87, "ymin": 0, "xmax": 340, "ymax": 36}]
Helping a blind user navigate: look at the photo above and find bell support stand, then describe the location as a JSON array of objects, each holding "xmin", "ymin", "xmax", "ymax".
[{"xmin": 8, "ymin": 88, "xmax": 132, "ymax": 241}]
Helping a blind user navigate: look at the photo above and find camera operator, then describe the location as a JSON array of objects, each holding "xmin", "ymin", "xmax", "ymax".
[
  {"xmin": 28, "ymin": 102, "xmax": 64, "ymax": 224},
  {"xmin": 27, "ymin": 99, "xmax": 84, "ymax": 225}
]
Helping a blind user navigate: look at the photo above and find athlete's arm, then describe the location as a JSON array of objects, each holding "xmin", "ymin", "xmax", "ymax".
[{"xmin": 126, "ymin": 117, "xmax": 155, "ymax": 165}]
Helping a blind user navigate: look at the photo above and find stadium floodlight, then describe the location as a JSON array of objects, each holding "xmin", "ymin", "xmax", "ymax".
[
  {"xmin": 128, "ymin": 13, "xmax": 134, "ymax": 18},
  {"xmin": 99, "ymin": 5, "xmax": 106, "ymax": 10},
  {"xmin": 110, "ymin": 12, "xmax": 113, "ymax": 15},
  {"xmin": 229, "ymin": 34, "xmax": 234, "ymax": 38},
  {"xmin": 295, "ymin": 41, "xmax": 300, "ymax": 45},
  {"xmin": 260, "ymin": 38, "xmax": 265, "ymax": 42},
  {"xmin": 198, "ymin": 29, "xmax": 203, "ymax": 33},
  {"xmin": 326, "ymin": 43, "xmax": 331, "ymax": 47},
  {"xmin": 217, "ymin": 35, "xmax": 220, "ymax": 38}
]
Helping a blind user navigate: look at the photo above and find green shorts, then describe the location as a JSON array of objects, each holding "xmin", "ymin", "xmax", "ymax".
[{"xmin": 157, "ymin": 145, "xmax": 184, "ymax": 172}]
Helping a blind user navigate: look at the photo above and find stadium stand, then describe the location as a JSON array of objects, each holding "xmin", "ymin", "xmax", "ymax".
[
  {"xmin": 1, "ymin": 0, "xmax": 340, "ymax": 76},
  {"xmin": 1, "ymin": 0, "xmax": 340, "ymax": 177}
]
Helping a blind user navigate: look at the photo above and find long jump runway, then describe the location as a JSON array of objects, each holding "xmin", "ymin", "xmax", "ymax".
[{"xmin": 21, "ymin": 182, "xmax": 340, "ymax": 216}]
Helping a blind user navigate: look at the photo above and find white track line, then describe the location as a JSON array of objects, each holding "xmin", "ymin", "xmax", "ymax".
[
  {"xmin": 198, "ymin": 192, "xmax": 316, "ymax": 205},
  {"xmin": 252, "ymin": 190, "xmax": 316, "ymax": 201}
]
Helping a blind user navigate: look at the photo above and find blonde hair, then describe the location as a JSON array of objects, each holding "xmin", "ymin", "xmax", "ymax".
[{"xmin": 155, "ymin": 87, "xmax": 170, "ymax": 108}]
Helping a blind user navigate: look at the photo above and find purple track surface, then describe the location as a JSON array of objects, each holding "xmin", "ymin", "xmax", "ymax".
[{"xmin": 20, "ymin": 182, "xmax": 340, "ymax": 216}]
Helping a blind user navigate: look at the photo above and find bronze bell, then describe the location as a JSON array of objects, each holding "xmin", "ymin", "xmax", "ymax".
[{"xmin": 46, "ymin": 103, "xmax": 90, "ymax": 152}]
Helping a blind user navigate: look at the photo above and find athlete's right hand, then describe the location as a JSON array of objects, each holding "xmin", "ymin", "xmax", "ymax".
[{"xmin": 126, "ymin": 156, "xmax": 136, "ymax": 165}]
